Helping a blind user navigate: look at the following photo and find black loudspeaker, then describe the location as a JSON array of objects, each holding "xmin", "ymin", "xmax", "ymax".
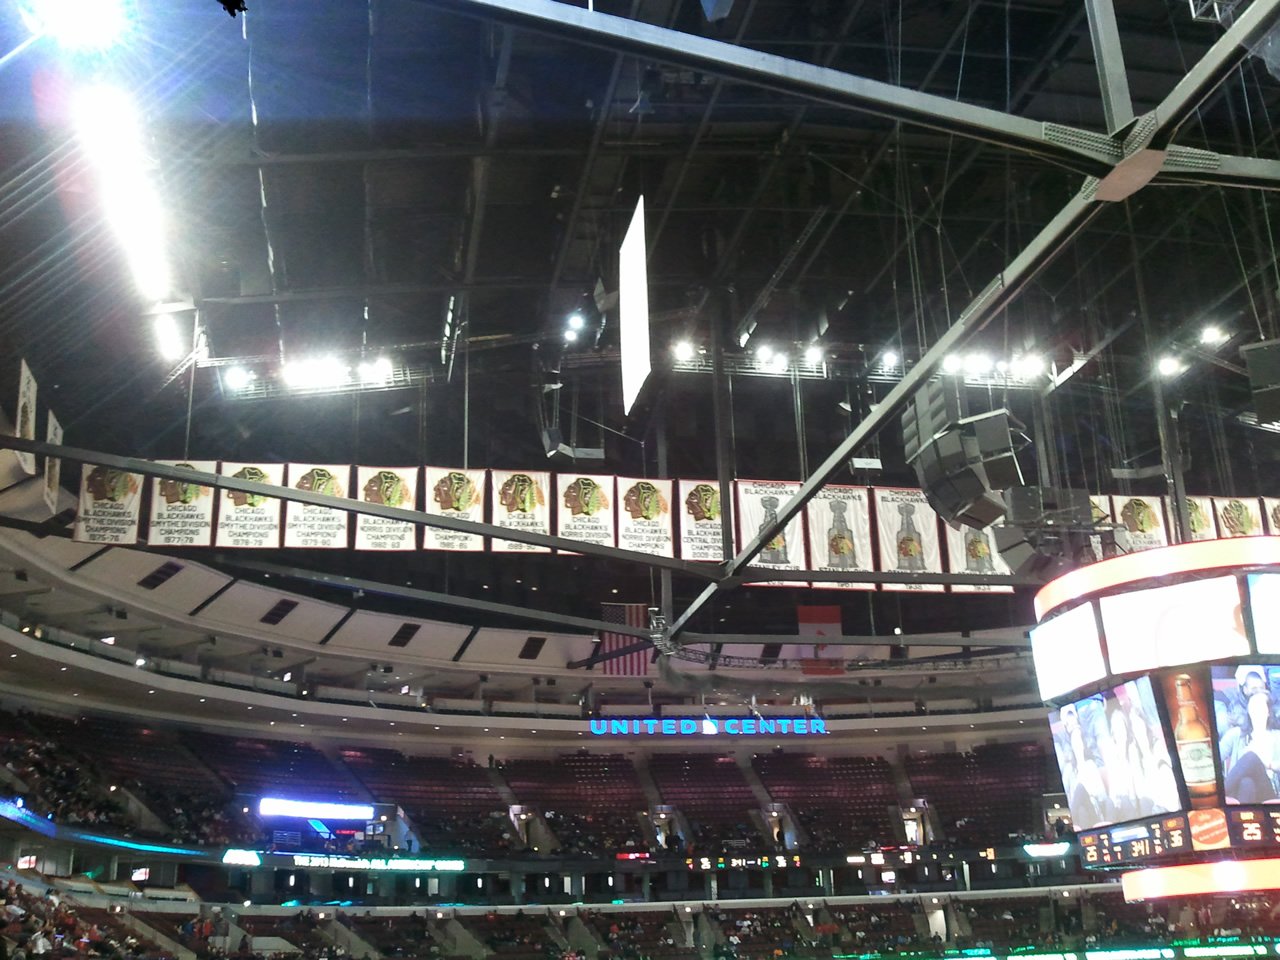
[
  {"xmin": 1004, "ymin": 486, "xmax": 1093, "ymax": 526},
  {"xmin": 1242, "ymin": 338, "xmax": 1280, "ymax": 425}
]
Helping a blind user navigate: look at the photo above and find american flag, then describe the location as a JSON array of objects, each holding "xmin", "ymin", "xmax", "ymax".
[{"xmin": 599, "ymin": 603, "xmax": 651, "ymax": 676}]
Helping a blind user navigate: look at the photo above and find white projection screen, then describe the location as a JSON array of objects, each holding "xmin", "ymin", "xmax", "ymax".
[{"xmin": 619, "ymin": 195, "xmax": 651, "ymax": 415}]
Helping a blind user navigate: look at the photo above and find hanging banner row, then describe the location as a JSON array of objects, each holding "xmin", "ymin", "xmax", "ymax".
[{"xmin": 69, "ymin": 463, "xmax": 1280, "ymax": 593}]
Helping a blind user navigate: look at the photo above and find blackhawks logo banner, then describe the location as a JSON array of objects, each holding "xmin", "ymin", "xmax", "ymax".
[
  {"xmin": 149, "ymin": 460, "xmax": 216, "ymax": 547},
  {"xmin": 73, "ymin": 465, "xmax": 143, "ymax": 545},
  {"xmin": 736, "ymin": 479, "xmax": 807, "ymax": 587},
  {"xmin": 424, "ymin": 467, "xmax": 485, "ymax": 551},
  {"xmin": 215, "ymin": 463, "xmax": 284, "ymax": 549},
  {"xmin": 678, "ymin": 479, "xmax": 726, "ymax": 562},
  {"xmin": 873, "ymin": 487, "xmax": 944, "ymax": 592},
  {"xmin": 490, "ymin": 469, "xmax": 551, "ymax": 553},
  {"xmin": 557, "ymin": 474, "xmax": 616, "ymax": 549},
  {"xmin": 943, "ymin": 521, "xmax": 1013, "ymax": 593},
  {"xmin": 616, "ymin": 477, "xmax": 674, "ymax": 558},
  {"xmin": 1111, "ymin": 494, "xmax": 1168, "ymax": 552},
  {"xmin": 284, "ymin": 464, "xmax": 350, "ymax": 549},
  {"xmin": 354, "ymin": 467, "xmax": 419, "ymax": 551},
  {"xmin": 805, "ymin": 485, "xmax": 874, "ymax": 592}
]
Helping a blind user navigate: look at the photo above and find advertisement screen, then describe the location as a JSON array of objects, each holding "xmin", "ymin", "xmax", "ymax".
[
  {"xmin": 1211, "ymin": 664, "xmax": 1280, "ymax": 805},
  {"xmin": 1049, "ymin": 677, "xmax": 1182, "ymax": 831},
  {"xmin": 1155, "ymin": 668, "xmax": 1222, "ymax": 810},
  {"xmin": 1099, "ymin": 576, "xmax": 1248, "ymax": 675},
  {"xmin": 1031, "ymin": 602, "xmax": 1106, "ymax": 702},
  {"xmin": 1249, "ymin": 574, "xmax": 1280, "ymax": 655}
]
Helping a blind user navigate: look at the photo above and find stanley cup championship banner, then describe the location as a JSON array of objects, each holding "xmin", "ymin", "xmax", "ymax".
[
  {"xmin": 14, "ymin": 360, "xmax": 37, "ymax": 475},
  {"xmin": 1213, "ymin": 496, "xmax": 1264, "ymax": 538},
  {"xmin": 1265, "ymin": 498, "xmax": 1280, "ymax": 535},
  {"xmin": 557, "ymin": 474, "xmax": 616, "ymax": 549},
  {"xmin": 215, "ymin": 463, "xmax": 283, "ymax": 549},
  {"xmin": 873, "ymin": 487, "xmax": 944, "ymax": 593},
  {"xmin": 424, "ymin": 467, "xmax": 485, "ymax": 551},
  {"xmin": 42, "ymin": 410, "xmax": 61, "ymax": 514},
  {"xmin": 1112, "ymin": 494, "xmax": 1168, "ymax": 551},
  {"xmin": 491, "ymin": 469, "xmax": 551, "ymax": 553},
  {"xmin": 73, "ymin": 465, "xmax": 143, "ymax": 544},
  {"xmin": 678, "ymin": 479, "xmax": 726, "ymax": 562},
  {"xmin": 616, "ymin": 477, "xmax": 674, "ymax": 558},
  {"xmin": 285, "ymin": 464, "xmax": 350, "ymax": 549},
  {"xmin": 736, "ymin": 479, "xmax": 807, "ymax": 586},
  {"xmin": 944, "ymin": 521, "xmax": 1014, "ymax": 594},
  {"xmin": 1087, "ymin": 495, "xmax": 1112, "ymax": 562},
  {"xmin": 355, "ymin": 467, "xmax": 418, "ymax": 551},
  {"xmin": 1185, "ymin": 495, "xmax": 1218, "ymax": 541},
  {"xmin": 805, "ymin": 485, "xmax": 874, "ymax": 592},
  {"xmin": 149, "ymin": 460, "xmax": 216, "ymax": 547}
]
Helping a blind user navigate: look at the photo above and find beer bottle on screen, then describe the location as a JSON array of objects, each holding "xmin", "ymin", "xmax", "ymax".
[{"xmin": 1174, "ymin": 673, "xmax": 1217, "ymax": 808}]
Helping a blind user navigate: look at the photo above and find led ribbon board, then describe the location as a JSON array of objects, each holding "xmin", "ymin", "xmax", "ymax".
[
  {"xmin": 588, "ymin": 717, "xmax": 828, "ymax": 737},
  {"xmin": 258, "ymin": 798, "xmax": 375, "ymax": 820}
]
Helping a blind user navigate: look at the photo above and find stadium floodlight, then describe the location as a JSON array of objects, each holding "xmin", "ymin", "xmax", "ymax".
[
  {"xmin": 224, "ymin": 367, "xmax": 255, "ymax": 391},
  {"xmin": 153, "ymin": 315, "xmax": 183, "ymax": 361},
  {"xmin": 672, "ymin": 341, "xmax": 695, "ymax": 362},
  {"xmin": 258, "ymin": 797, "xmax": 375, "ymax": 821},
  {"xmin": 357, "ymin": 357, "xmax": 393, "ymax": 382},
  {"xmin": 804, "ymin": 345, "xmax": 823, "ymax": 365},
  {"xmin": 282, "ymin": 356, "xmax": 349, "ymax": 390},
  {"xmin": 881, "ymin": 350, "xmax": 899, "ymax": 369},
  {"xmin": 20, "ymin": 0, "xmax": 133, "ymax": 51}
]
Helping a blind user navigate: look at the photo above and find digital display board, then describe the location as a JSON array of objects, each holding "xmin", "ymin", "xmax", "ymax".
[
  {"xmin": 1099, "ymin": 576, "xmax": 1248, "ymax": 676},
  {"xmin": 1248, "ymin": 573, "xmax": 1280, "ymax": 654},
  {"xmin": 1210, "ymin": 664, "xmax": 1280, "ymax": 805},
  {"xmin": 685, "ymin": 854, "xmax": 801, "ymax": 871},
  {"xmin": 1031, "ymin": 601, "xmax": 1106, "ymax": 701},
  {"xmin": 1078, "ymin": 813, "xmax": 1189, "ymax": 866},
  {"xmin": 1050, "ymin": 677, "xmax": 1181, "ymax": 831},
  {"xmin": 1228, "ymin": 808, "xmax": 1280, "ymax": 848}
]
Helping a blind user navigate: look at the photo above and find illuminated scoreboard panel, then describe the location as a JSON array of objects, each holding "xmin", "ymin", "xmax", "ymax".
[
  {"xmin": 1228, "ymin": 809, "xmax": 1280, "ymax": 849},
  {"xmin": 1079, "ymin": 815, "xmax": 1189, "ymax": 867}
]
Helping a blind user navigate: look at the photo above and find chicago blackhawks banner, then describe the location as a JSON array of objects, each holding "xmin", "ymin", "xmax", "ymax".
[
  {"xmin": 1185, "ymin": 495, "xmax": 1217, "ymax": 541},
  {"xmin": 1112, "ymin": 494, "xmax": 1168, "ymax": 552},
  {"xmin": 1213, "ymin": 496, "xmax": 1263, "ymax": 538},
  {"xmin": 557, "ymin": 474, "xmax": 616, "ymax": 548},
  {"xmin": 491, "ymin": 469, "xmax": 551, "ymax": 553},
  {"xmin": 215, "ymin": 462, "xmax": 284, "ymax": 549},
  {"xmin": 149, "ymin": 460, "xmax": 216, "ymax": 547},
  {"xmin": 354, "ymin": 467, "xmax": 418, "ymax": 551},
  {"xmin": 735, "ymin": 480, "xmax": 806, "ymax": 586},
  {"xmin": 73, "ymin": 465, "xmax": 143, "ymax": 544},
  {"xmin": 1265, "ymin": 498, "xmax": 1280, "ymax": 535},
  {"xmin": 805, "ymin": 485, "xmax": 874, "ymax": 591},
  {"xmin": 616, "ymin": 477, "xmax": 674, "ymax": 558},
  {"xmin": 678, "ymin": 479, "xmax": 727, "ymax": 562},
  {"xmin": 14, "ymin": 359, "xmax": 37, "ymax": 475},
  {"xmin": 284, "ymin": 464, "xmax": 350, "ymax": 549},
  {"xmin": 42, "ymin": 410, "xmax": 61, "ymax": 514},
  {"xmin": 1086, "ymin": 495, "xmax": 1112, "ymax": 562},
  {"xmin": 873, "ymin": 487, "xmax": 944, "ymax": 592},
  {"xmin": 424, "ymin": 467, "xmax": 485, "ymax": 551},
  {"xmin": 943, "ymin": 521, "xmax": 1014, "ymax": 593}
]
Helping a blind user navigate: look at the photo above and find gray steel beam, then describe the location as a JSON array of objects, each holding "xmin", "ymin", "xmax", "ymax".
[
  {"xmin": 0, "ymin": 438, "xmax": 717, "ymax": 581},
  {"xmin": 418, "ymin": 0, "xmax": 1117, "ymax": 174},
  {"xmin": 669, "ymin": 183, "xmax": 1106, "ymax": 638},
  {"xmin": 682, "ymin": 631, "xmax": 1029, "ymax": 649},
  {"xmin": 1083, "ymin": 0, "xmax": 1134, "ymax": 135}
]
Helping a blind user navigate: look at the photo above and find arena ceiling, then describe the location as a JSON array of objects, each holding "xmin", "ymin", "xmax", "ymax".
[{"xmin": 1, "ymin": 0, "xmax": 1280, "ymax": 682}]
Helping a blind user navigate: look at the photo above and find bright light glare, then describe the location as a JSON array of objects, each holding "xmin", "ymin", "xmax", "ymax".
[
  {"xmin": 1012, "ymin": 354, "xmax": 1045, "ymax": 378},
  {"xmin": 224, "ymin": 367, "xmax": 255, "ymax": 391},
  {"xmin": 72, "ymin": 84, "xmax": 171, "ymax": 302},
  {"xmin": 755, "ymin": 344, "xmax": 774, "ymax": 364},
  {"xmin": 672, "ymin": 341, "xmax": 695, "ymax": 362},
  {"xmin": 564, "ymin": 328, "xmax": 579, "ymax": 343},
  {"xmin": 283, "ymin": 357, "xmax": 349, "ymax": 389},
  {"xmin": 357, "ymin": 357, "xmax": 393, "ymax": 382},
  {"xmin": 258, "ymin": 797, "xmax": 374, "ymax": 821},
  {"xmin": 942, "ymin": 354, "xmax": 963, "ymax": 374},
  {"xmin": 567, "ymin": 313, "xmax": 585, "ymax": 331},
  {"xmin": 769, "ymin": 353, "xmax": 789, "ymax": 374},
  {"xmin": 99, "ymin": 636, "xmax": 115, "ymax": 645},
  {"xmin": 1157, "ymin": 355, "xmax": 1184, "ymax": 377},
  {"xmin": 804, "ymin": 345, "xmax": 823, "ymax": 365},
  {"xmin": 964, "ymin": 353, "xmax": 993, "ymax": 375},
  {"xmin": 134, "ymin": 657, "xmax": 146, "ymax": 667},
  {"xmin": 1200, "ymin": 325, "xmax": 1228, "ymax": 346},
  {"xmin": 153, "ymin": 316, "xmax": 183, "ymax": 361},
  {"xmin": 21, "ymin": 0, "xmax": 132, "ymax": 51},
  {"xmin": 881, "ymin": 351, "xmax": 899, "ymax": 369}
]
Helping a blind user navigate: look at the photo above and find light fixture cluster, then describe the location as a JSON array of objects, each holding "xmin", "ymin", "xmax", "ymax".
[
  {"xmin": 223, "ymin": 355, "xmax": 396, "ymax": 395},
  {"xmin": 940, "ymin": 352, "xmax": 1046, "ymax": 379},
  {"xmin": 564, "ymin": 312, "xmax": 585, "ymax": 344},
  {"xmin": 1157, "ymin": 324, "xmax": 1232, "ymax": 378}
]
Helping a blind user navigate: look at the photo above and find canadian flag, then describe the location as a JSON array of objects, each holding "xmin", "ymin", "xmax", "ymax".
[{"xmin": 796, "ymin": 604, "xmax": 842, "ymax": 639}]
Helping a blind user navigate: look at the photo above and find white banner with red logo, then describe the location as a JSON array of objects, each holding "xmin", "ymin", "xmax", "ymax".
[
  {"xmin": 943, "ymin": 521, "xmax": 1013, "ymax": 593},
  {"xmin": 215, "ymin": 463, "xmax": 284, "ymax": 549},
  {"xmin": 1112, "ymin": 494, "xmax": 1168, "ymax": 552},
  {"xmin": 354, "ymin": 467, "xmax": 419, "ymax": 551},
  {"xmin": 491, "ymin": 469, "xmax": 551, "ymax": 553},
  {"xmin": 74, "ymin": 466, "xmax": 143, "ymax": 545},
  {"xmin": 736, "ymin": 479, "xmax": 806, "ymax": 586},
  {"xmin": 149, "ymin": 460, "xmax": 216, "ymax": 547},
  {"xmin": 557, "ymin": 474, "xmax": 616, "ymax": 548},
  {"xmin": 14, "ymin": 360, "xmax": 37, "ymax": 475},
  {"xmin": 616, "ymin": 477, "xmax": 674, "ymax": 558},
  {"xmin": 42, "ymin": 410, "xmax": 61, "ymax": 514},
  {"xmin": 1213, "ymin": 497, "xmax": 1263, "ymax": 538},
  {"xmin": 677, "ymin": 479, "xmax": 726, "ymax": 562},
  {"xmin": 873, "ymin": 487, "xmax": 943, "ymax": 592},
  {"xmin": 805, "ymin": 485, "xmax": 874, "ymax": 591},
  {"xmin": 284, "ymin": 464, "xmax": 350, "ymax": 549},
  {"xmin": 423, "ymin": 467, "xmax": 486, "ymax": 551}
]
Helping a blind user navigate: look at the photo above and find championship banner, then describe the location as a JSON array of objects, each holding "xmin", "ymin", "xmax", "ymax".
[
  {"xmin": 872, "ymin": 487, "xmax": 944, "ymax": 592},
  {"xmin": 490, "ymin": 469, "xmax": 551, "ymax": 553},
  {"xmin": 284, "ymin": 464, "xmax": 350, "ymax": 549},
  {"xmin": 1186, "ymin": 495, "xmax": 1217, "ymax": 541},
  {"xmin": 805, "ymin": 485, "xmax": 874, "ymax": 591},
  {"xmin": 14, "ymin": 359, "xmax": 37, "ymax": 475},
  {"xmin": 678, "ymin": 479, "xmax": 727, "ymax": 562},
  {"xmin": 42, "ymin": 410, "xmax": 61, "ymax": 514},
  {"xmin": 556, "ymin": 474, "xmax": 616, "ymax": 549},
  {"xmin": 73, "ymin": 465, "xmax": 143, "ymax": 545},
  {"xmin": 943, "ymin": 522, "xmax": 1014, "ymax": 593},
  {"xmin": 1212, "ymin": 497, "xmax": 1263, "ymax": 539},
  {"xmin": 215, "ymin": 462, "xmax": 283, "ymax": 549},
  {"xmin": 1112, "ymin": 494, "xmax": 1168, "ymax": 552},
  {"xmin": 149, "ymin": 460, "xmax": 216, "ymax": 547},
  {"xmin": 616, "ymin": 477, "xmax": 674, "ymax": 558},
  {"xmin": 1086, "ymin": 495, "xmax": 1112, "ymax": 562},
  {"xmin": 1265, "ymin": 498, "xmax": 1280, "ymax": 535},
  {"xmin": 355, "ymin": 467, "xmax": 418, "ymax": 551},
  {"xmin": 736, "ymin": 480, "xmax": 806, "ymax": 586},
  {"xmin": 424, "ymin": 467, "xmax": 485, "ymax": 551}
]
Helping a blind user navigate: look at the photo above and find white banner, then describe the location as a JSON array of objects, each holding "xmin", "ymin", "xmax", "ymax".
[
  {"xmin": 557, "ymin": 474, "xmax": 615, "ymax": 548},
  {"xmin": 873, "ymin": 487, "xmax": 944, "ymax": 592},
  {"xmin": 678, "ymin": 479, "xmax": 727, "ymax": 562},
  {"xmin": 42, "ymin": 410, "xmax": 61, "ymax": 514},
  {"xmin": 805, "ymin": 485, "xmax": 874, "ymax": 592},
  {"xmin": 424, "ymin": 467, "xmax": 485, "ymax": 551},
  {"xmin": 215, "ymin": 463, "xmax": 283, "ymax": 549},
  {"xmin": 15, "ymin": 360, "xmax": 36, "ymax": 475},
  {"xmin": 1213, "ymin": 497, "xmax": 1263, "ymax": 539},
  {"xmin": 491, "ymin": 469, "xmax": 551, "ymax": 553},
  {"xmin": 355, "ymin": 467, "xmax": 419, "ymax": 551},
  {"xmin": 944, "ymin": 522, "xmax": 1014, "ymax": 593},
  {"xmin": 1186, "ymin": 495, "xmax": 1217, "ymax": 541},
  {"xmin": 149, "ymin": 460, "xmax": 216, "ymax": 547},
  {"xmin": 616, "ymin": 477, "xmax": 674, "ymax": 558},
  {"xmin": 1112, "ymin": 494, "xmax": 1168, "ymax": 552},
  {"xmin": 1085, "ymin": 495, "xmax": 1112, "ymax": 562},
  {"xmin": 736, "ymin": 480, "xmax": 806, "ymax": 586},
  {"xmin": 73, "ymin": 466, "xmax": 142, "ymax": 544},
  {"xmin": 1265, "ymin": 498, "xmax": 1280, "ymax": 535},
  {"xmin": 284, "ymin": 464, "xmax": 350, "ymax": 549}
]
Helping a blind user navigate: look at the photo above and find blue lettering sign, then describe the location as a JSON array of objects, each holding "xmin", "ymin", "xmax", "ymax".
[{"xmin": 584, "ymin": 716, "xmax": 828, "ymax": 737}]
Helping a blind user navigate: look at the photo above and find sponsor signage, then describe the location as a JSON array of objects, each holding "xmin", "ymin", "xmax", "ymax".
[
  {"xmin": 289, "ymin": 855, "xmax": 465, "ymax": 872},
  {"xmin": 587, "ymin": 716, "xmax": 827, "ymax": 737}
]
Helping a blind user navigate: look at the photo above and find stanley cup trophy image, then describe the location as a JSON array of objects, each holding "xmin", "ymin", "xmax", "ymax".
[
  {"xmin": 895, "ymin": 502, "xmax": 927, "ymax": 572},
  {"xmin": 759, "ymin": 496, "xmax": 789, "ymax": 565},
  {"xmin": 964, "ymin": 528, "xmax": 996, "ymax": 573},
  {"xmin": 827, "ymin": 500, "xmax": 856, "ymax": 568}
]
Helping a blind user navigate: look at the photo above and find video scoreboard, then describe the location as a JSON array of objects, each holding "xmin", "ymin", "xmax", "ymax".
[{"xmin": 1079, "ymin": 808, "xmax": 1280, "ymax": 868}]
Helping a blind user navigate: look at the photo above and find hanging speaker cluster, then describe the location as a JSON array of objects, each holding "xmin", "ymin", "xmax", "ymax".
[
  {"xmin": 901, "ymin": 379, "xmax": 1024, "ymax": 529},
  {"xmin": 1241, "ymin": 338, "xmax": 1280, "ymax": 426}
]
